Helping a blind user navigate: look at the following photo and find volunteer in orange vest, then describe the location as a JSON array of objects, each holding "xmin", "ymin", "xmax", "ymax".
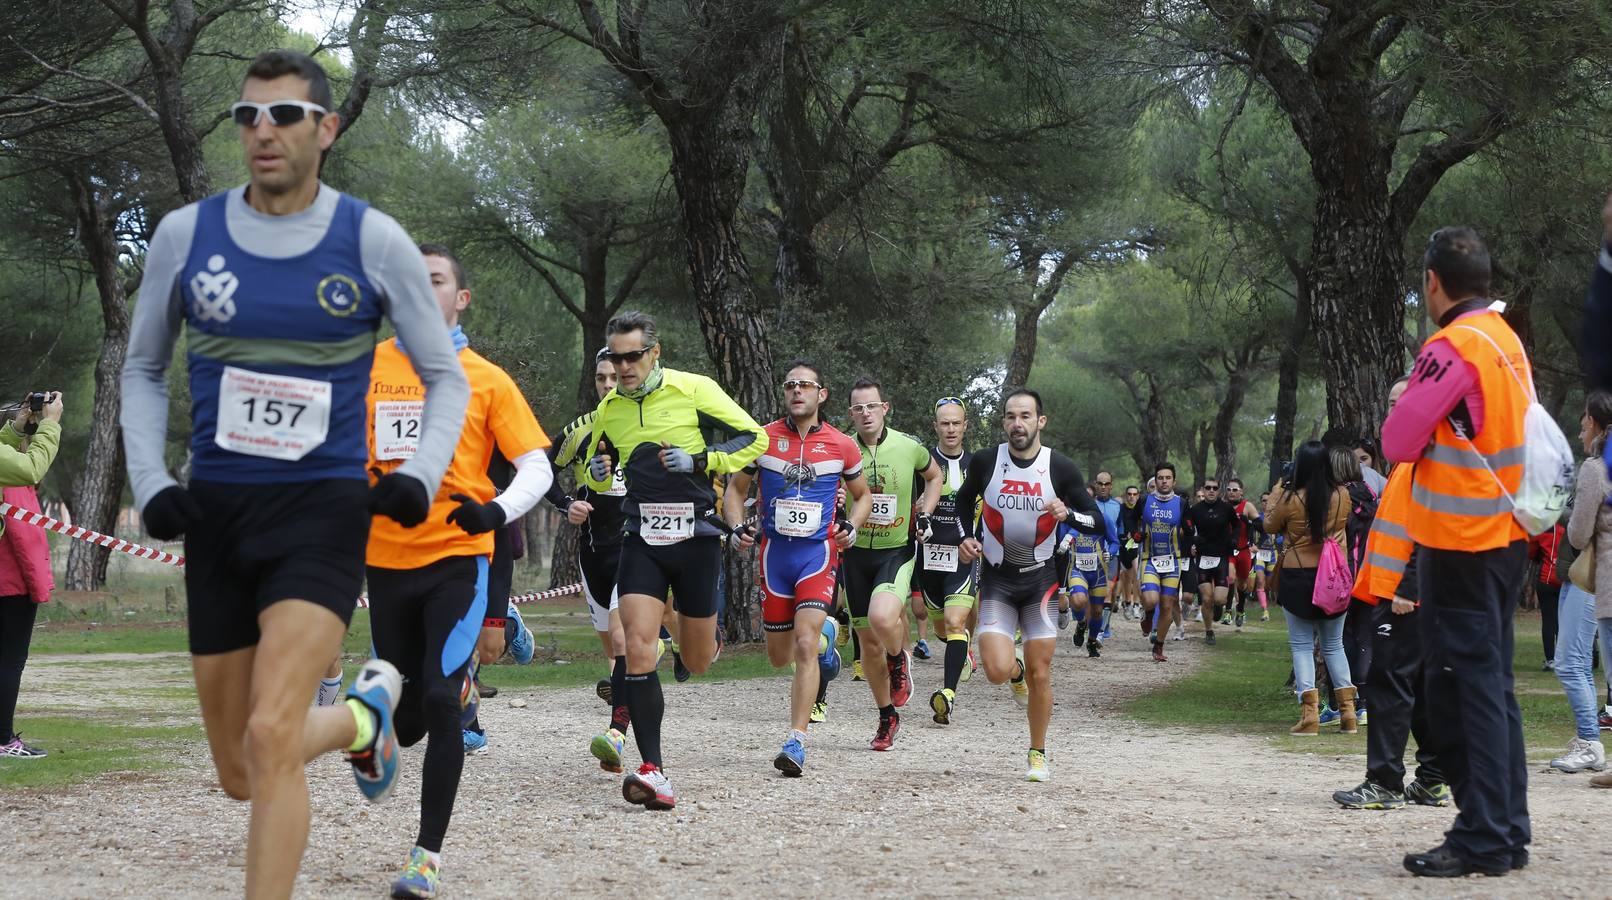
[
  {"xmin": 364, "ymin": 243, "xmax": 552, "ymax": 898},
  {"xmin": 1333, "ymin": 377, "xmax": 1450, "ymax": 811},
  {"xmin": 1382, "ymin": 226, "xmax": 1532, "ymax": 879}
]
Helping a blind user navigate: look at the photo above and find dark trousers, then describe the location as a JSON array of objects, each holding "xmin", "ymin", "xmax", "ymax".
[
  {"xmin": 1537, "ymin": 581, "xmax": 1560, "ymax": 663},
  {"xmin": 1417, "ymin": 541, "xmax": 1530, "ymax": 866},
  {"xmin": 1343, "ymin": 597, "xmax": 1376, "ymax": 707},
  {"xmin": 1364, "ymin": 601, "xmax": 1445, "ymax": 791},
  {"xmin": 0, "ymin": 595, "xmax": 38, "ymax": 742}
]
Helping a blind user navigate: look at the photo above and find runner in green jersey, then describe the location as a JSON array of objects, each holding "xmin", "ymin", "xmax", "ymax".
[{"xmin": 843, "ymin": 377, "xmax": 941, "ymax": 750}]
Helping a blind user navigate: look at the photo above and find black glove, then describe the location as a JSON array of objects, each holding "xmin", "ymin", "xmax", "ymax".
[
  {"xmin": 446, "ymin": 493, "xmax": 507, "ymax": 535},
  {"xmin": 915, "ymin": 512, "xmax": 934, "ymax": 542},
  {"xmin": 142, "ymin": 485, "xmax": 202, "ymax": 540},
  {"xmin": 369, "ymin": 473, "xmax": 431, "ymax": 527}
]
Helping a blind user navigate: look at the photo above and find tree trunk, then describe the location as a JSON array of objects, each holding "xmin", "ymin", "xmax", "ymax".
[
  {"xmin": 1211, "ymin": 358, "xmax": 1251, "ymax": 483},
  {"xmin": 1306, "ymin": 136, "xmax": 1405, "ymax": 442},
  {"xmin": 63, "ymin": 173, "xmax": 129, "ymax": 591},
  {"xmin": 149, "ymin": 62, "xmax": 211, "ymax": 203},
  {"xmin": 1189, "ymin": 421, "xmax": 1211, "ymax": 491},
  {"xmin": 1269, "ymin": 291, "xmax": 1311, "ymax": 486}
]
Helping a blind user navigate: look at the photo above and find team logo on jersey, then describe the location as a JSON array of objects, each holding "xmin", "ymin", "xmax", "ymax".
[
  {"xmin": 810, "ymin": 444, "xmax": 829, "ymax": 456},
  {"xmin": 189, "ymin": 254, "xmax": 239, "ymax": 323},
  {"xmin": 781, "ymin": 462, "xmax": 816, "ymax": 489},
  {"xmin": 316, "ymin": 273, "xmax": 361, "ymax": 317},
  {"xmin": 778, "ymin": 439, "xmax": 790, "ymax": 452}
]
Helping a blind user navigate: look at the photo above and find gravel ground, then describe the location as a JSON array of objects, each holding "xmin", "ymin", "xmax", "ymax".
[{"xmin": 7, "ymin": 621, "xmax": 1612, "ymax": 898}]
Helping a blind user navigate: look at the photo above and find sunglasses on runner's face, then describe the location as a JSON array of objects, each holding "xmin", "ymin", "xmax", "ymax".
[
  {"xmin": 935, "ymin": 397, "xmax": 964, "ymax": 408},
  {"xmin": 782, "ymin": 379, "xmax": 821, "ymax": 391},
  {"xmin": 231, "ymin": 100, "xmax": 328, "ymax": 127},
  {"xmin": 1204, "ymin": 484, "xmax": 1219, "ymax": 491},
  {"xmin": 849, "ymin": 402, "xmax": 885, "ymax": 415},
  {"xmin": 602, "ymin": 346, "xmax": 655, "ymax": 365}
]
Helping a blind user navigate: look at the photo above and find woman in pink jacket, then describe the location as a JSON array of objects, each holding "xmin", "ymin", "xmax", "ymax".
[{"xmin": 0, "ymin": 394, "xmax": 62, "ymax": 759}]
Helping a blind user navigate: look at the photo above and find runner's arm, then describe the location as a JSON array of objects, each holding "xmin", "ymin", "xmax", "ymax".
[
  {"xmin": 691, "ymin": 378, "xmax": 766, "ymax": 473},
  {"xmin": 1049, "ymin": 453, "xmax": 1101, "ymax": 535},
  {"xmin": 915, "ymin": 456, "xmax": 942, "ymax": 516},
  {"xmin": 362, "ymin": 210, "xmax": 470, "ymax": 497},
  {"xmin": 487, "ymin": 374, "xmax": 554, "ymax": 521},
  {"xmin": 492, "ymin": 449, "xmax": 553, "ymax": 522},
  {"xmin": 119, "ymin": 208, "xmax": 193, "ymax": 510},
  {"xmin": 723, "ymin": 468, "xmax": 754, "ymax": 530},
  {"xmin": 0, "ymin": 420, "xmax": 60, "ymax": 487},
  {"xmin": 950, "ymin": 448, "xmax": 995, "ymax": 539}
]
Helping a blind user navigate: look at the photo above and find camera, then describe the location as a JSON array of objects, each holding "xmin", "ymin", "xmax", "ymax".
[{"xmin": 22, "ymin": 392, "xmax": 46, "ymax": 435}]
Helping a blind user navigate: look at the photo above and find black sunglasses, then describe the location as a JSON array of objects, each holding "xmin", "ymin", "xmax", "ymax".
[
  {"xmin": 602, "ymin": 345, "xmax": 655, "ymax": 365},
  {"xmin": 230, "ymin": 100, "xmax": 327, "ymax": 127}
]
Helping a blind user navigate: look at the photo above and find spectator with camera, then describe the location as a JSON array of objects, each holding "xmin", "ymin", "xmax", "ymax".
[{"xmin": 0, "ymin": 390, "xmax": 63, "ymax": 759}]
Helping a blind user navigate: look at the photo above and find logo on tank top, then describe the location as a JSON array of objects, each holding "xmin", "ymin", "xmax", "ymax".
[
  {"xmin": 189, "ymin": 254, "xmax": 239, "ymax": 323},
  {"xmin": 316, "ymin": 273, "xmax": 362, "ymax": 317}
]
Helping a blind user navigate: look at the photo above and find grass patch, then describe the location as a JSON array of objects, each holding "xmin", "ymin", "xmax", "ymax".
[
  {"xmin": 0, "ymin": 716, "xmax": 204, "ymax": 790},
  {"xmin": 30, "ymin": 626, "xmax": 191, "ymax": 656},
  {"xmin": 1124, "ymin": 609, "xmax": 1582, "ymax": 759}
]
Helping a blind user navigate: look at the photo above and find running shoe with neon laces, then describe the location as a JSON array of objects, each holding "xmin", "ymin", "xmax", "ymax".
[
  {"xmin": 1357, "ymin": 707, "xmax": 1369, "ymax": 726},
  {"xmin": 1234, "ymin": 612, "xmax": 1245, "ymax": 631},
  {"xmin": 852, "ymin": 659, "xmax": 864, "ymax": 682},
  {"xmin": 1333, "ymin": 780, "xmax": 1405, "ymax": 810},
  {"xmin": 961, "ymin": 647, "xmax": 976, "ymax": 683},
  {"xmin": 345, "ymin": 659, "xmax": 403, "ymax": 803},
  {"xmin": 390, "ymin": 846, "xmax": 440, "ymax": 899},
  {"xmin": 930, "ymin": 688, "xmax": 955, "ymax": 725},
  {"xmin": 810, "ymin": 701, "xmax": 828, "ymax": 724},
  {"xmin": 596, "ymin": 677, "xmax": 613, "ymax": 705},
  {"xmin": 1025, "ymin": 749, "xmax": 1049, "ymax": 783},
  {"xmin": 1010, "ymin": 649, "xmax": 1029, "ymax": 709},
  {"xmin": 1405, "ymin": 779, "xmax": 1452, "ymax": 807},
  {"xmin": 869, "ymin": 712, "xmax": 901, "ymax": 751},
  {"xmin": 591, "ymin": 727, "xmax": 626, "ymax": 773},
  {"xmin": 774, "ymin": 736, "xmax": 806, "ymax": 776},
  {"xmin": 507, "ymin": 603, "xmax": 534, "ymax": 665},
  {"xmin": 913, "ymin": 638, "xmax": 931, "ymax": 660},
  {"xmin": 889, "ymin": 650, "xmax": 914, "ymax": 708},
  {"xmin": 819, "ymin": 620, "xmax": 842, "ymax": 681},
  {"xmin": 1318, "ymin": 706, "xmax": 1341, "ymax": 727},
  {"xmin": 462, "ymin": 728, "xmax": 488, "ymax": 755},
  {"xmin": 1260, "ymin": 610, "xmax": 1270, "ymax": 622},
  {"xmin": 0, "ymin": 734, "xmax": 46, "ymax": 759},
  {"xmin": 1219, "ymin": 610, "xmax": 1233, "ymax": 626},
  {"xmin": 622, "ymin": 762, "xmax": 676, "ymax": 810}
]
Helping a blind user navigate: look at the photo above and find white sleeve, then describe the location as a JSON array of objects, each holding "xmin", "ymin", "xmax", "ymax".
[
  {"xmin": 119, "ymin": 206, "xmax": 196, "ymax": 510},
  {"xmin": 492, "ymin": 448, "xmax": 554, "ymax": 523}
]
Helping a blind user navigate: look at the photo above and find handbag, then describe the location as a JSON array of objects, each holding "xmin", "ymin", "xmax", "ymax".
[{"xmin": 1569, "ymin": 545, "xmax": 1597, "ymax": 593}]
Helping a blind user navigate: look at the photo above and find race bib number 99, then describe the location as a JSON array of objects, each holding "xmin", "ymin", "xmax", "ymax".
[
  {"xmin": 1198, "ymin": 555, "xmax": 1222, "ymax": 570},
  {"xmin": 868, "ymin": 493, "xmax": 898, "ymax": 526},
  {"xmin": 374, "ymin": 400, "xmax": 422, "ymax": 460},
  {"xmin": 216, "ymin": 366, "xmax": 331, "ymax": 461}
]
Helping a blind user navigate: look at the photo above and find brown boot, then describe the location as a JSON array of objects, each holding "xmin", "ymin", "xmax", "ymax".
[
  {"xmin": 1336, "ymin": 686, "xmax": 1359, "ymax": 734},
  {"xmin": 1591, "ymin": 770, "xmax": 1612, "ymax": 789},
  {"xmin": 1291, "ymin": 689, "xmax": 1319, "ymax": 736}
]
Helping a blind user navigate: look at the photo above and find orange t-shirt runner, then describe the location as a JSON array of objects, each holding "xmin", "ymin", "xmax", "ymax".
[{"xmin": 366, "ymin": 338, "xmax": 550, "ymax": 568}]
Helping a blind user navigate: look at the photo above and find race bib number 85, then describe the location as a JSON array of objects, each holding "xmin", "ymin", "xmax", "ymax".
[
  {"xmin": 216, "ymin": 366, "xmax": 331, "ymax": 461},
  {"xmin": 868, "ymin": 493, "xmax": 898, "ymax": 526}
]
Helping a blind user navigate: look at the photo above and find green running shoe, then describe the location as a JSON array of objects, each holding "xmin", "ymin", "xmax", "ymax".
[
  {"xmin": 1332, "ymin": 780, "xmax": 1405, "ymax": 810},
  {"xmin": 391, "ymin": 846, "xmax": 440, "ymax": 899},
  {"xmin": 1405, "ymin": 779, "xmax": 1452, "ymax": 807}
]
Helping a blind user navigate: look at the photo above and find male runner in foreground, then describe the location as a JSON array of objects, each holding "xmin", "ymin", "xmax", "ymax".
[
  {"xmin": 120, "ymin": 50, "xmax": 470, "ymax": 898},
  {"xmin": 364, "ymin": 243, "xmax": 551, "ymax": 897},
  {"xmin": 956, "ymin": 388, "xmax": 1103, "ymax": 781},
  {"xmin": 726, "ymin": 360, "xmax": 870, "ymax": 775}
]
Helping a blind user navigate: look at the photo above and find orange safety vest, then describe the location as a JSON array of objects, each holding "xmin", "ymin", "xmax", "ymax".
[
  {"xmin": 1404, "ymin": 309, "xmax": 1530, "ymax": 552},
  {"xmin": 1351, "ymin": 465, "xmax": 1414, "ymax": 604}
]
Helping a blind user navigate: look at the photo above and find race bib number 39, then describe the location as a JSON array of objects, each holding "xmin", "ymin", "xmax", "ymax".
[
  {"xmin": 216, "ymin": 366, "xmax": 331, "ymax": 462},
  {"xmin": 923, "ymin": 543, "xmax": 959, "ymax": 572},
  {"xmin": 774, "ymin": 498, "xmax": 822, "ymax": 538},
  {"xmin": 639, "ymin": 502, "xmax": 695, "ymax": 546},
  {"xmin": 374, "ymin": 400, "xmax": 423, "ymax": 460},
  {"xmin": 868, "ymin": 493, "xmax": 898, "ymax": 526}
]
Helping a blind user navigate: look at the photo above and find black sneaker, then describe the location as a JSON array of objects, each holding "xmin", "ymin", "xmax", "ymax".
[
  {"xmin": 1511, "ymin": 847, "xmax": 1529, "ymax": 871},
  {"xmin": 1204, "ymin": 630, "xmax": 1217, "ymax": 646},
  {"xmin": 595, "ymin": 678, "xmax": 613, "ymax": 705},
  {"xmin": 1087, "ymin": 638, "xmax": 1101, "ymax": 659},
  {"xmin": 673, "ymin": 651, "xmax": 691, "ymax": 683},
  {"xmin": 1332, "ymin": 780, "xmax": 1405, "ymax": 810},
  {"xmin": 0, "ymin": 734, "xmax": 46, "ymax": 759},
  {"xmin": 1405, "ymin": 779, "xmax": 1452, "ymax": 807},
  {"xmin": 1073, "ymin": 622, "xmax": 1087, "ymax": 648},
  {"xmin": 476, "ymin": 678, "xmax": 498, "ymax": 699},
  {"xmin": 1403, "ymin": 844, "xmax": 1508, "ymax": 878}
]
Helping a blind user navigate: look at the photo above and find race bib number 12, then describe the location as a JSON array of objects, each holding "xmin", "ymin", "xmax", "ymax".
[
  {"xmin": 216, "ymin": 366, "xmax": 331, "ymax": 462},
  {"xmin": 374, "ymin": 400, "xmax": 422, "ymax": 460}
]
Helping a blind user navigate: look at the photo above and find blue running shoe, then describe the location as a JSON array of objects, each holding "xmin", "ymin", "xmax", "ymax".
[
  {"xmin": 345, "ymin": 659, "xmax": 403, "ymax": 803},
  {"xmin": 774, "ymin": 736, "xmax": 805, "ymax": 776},
  {"xmin": 508, "ymin": 603, "xmax": 535, "ymax": 665},
  {"xmin": 458, "ymin": 668, "xmax": 480, "ymax": 730},
  {"xmin": 819, "ymin": 620, "xmax": 842, "ymax": 681},
  {"xmin": 1318, "ymin": 706, "xmax": 1341, "ymax": 727},
  {"xmin": 462, "ymin": 728, "xmax": 488, "ymax": 755},
  {"xmin": 391, "ymin": 845, "xmax": 440, "ymax": 899},
  {"xmin": 912, "ymin": 639, "xmax": 931, "ymax": 660}
]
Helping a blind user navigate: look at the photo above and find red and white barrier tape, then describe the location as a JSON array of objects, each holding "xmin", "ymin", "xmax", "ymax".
[
  {"xmin": 1, "ymin": 502, "xmax": 185, "ymax": 567},
  {"xmin": 6, "ymin": 501, "xmax": 584, "ymax": 605}
]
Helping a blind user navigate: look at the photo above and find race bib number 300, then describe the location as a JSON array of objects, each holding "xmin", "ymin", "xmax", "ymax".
[
  {"xmin": 216, "ymin": 366, "xmax": 331, "ymax": 461},
  {"xmin": 868, "ymin": 493, "xmax": 898, "ymax": 526},
  {"xmin": 923, "ymin": 543, "xmax": 959, "ymax": 572},
  {"xmin": 639, "ymin": 502, "xmax": 695, "ymax": 546},
  {"xmin": 1075, "ymin": 552, "xmax": 1101, "ymax": 572},
  {"xmin": 774, "ymin": 498, "xmax": 822, "ymax": 538},
  {"xmin": 374, "ymin": 400, "xmax": 423, "ymax": 460}
]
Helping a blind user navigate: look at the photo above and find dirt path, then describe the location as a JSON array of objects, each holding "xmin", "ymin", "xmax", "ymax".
[{"xmin": 7, "ymin": 623, "xmax": 1610, "ymax": 898}]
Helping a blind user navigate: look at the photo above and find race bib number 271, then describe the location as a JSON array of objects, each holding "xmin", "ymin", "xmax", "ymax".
[{"xmin": 216, "ymin": 366, "xmax": 331, "ymax": 462}]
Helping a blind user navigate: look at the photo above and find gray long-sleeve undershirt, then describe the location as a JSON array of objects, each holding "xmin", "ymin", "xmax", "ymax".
[{"xmin": 120, "ymin": 183, "xmax": 469, "ymax": 510}]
